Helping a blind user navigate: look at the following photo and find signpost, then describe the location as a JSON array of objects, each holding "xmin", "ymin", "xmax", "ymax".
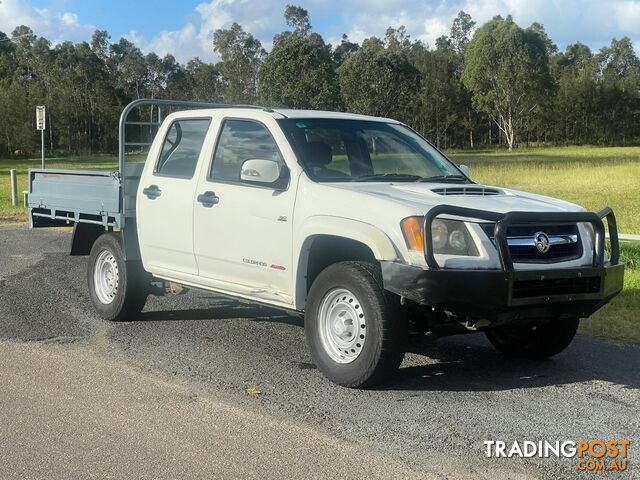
[{"xmin": 36, "ymin": 106, "xmax": 46, "ymax": 168}]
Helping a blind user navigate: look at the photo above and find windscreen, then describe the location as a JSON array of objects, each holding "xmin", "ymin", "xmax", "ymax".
[{"xmin": 277, "ymin": 118, "xmax": 466, "ymax": 183}]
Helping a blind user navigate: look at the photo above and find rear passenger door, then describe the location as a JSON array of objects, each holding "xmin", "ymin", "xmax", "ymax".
[{"xmin": 137, "ymin": 116, "xmax": 212, "ymax": 280}]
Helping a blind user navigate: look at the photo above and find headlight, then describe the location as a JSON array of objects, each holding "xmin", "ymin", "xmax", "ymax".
[
  {"xmin": 449, "ymin": 229, "xmax": 467, "ymax": 251},
  {"xmin": 401, "ymin": 217, "xmax": 479, "ymax": 256},
  {"xmin": 432, "ymin": 219, "xmax": 448, "ymax": 249}
]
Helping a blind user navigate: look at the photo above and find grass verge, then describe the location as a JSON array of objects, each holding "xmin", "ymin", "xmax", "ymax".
[
  {"xmin": 448, "ymin": 145, "xmax": 640, "ymax": 234},
  {"xmin": 578, "ymin": 242, "xmax": 640, "ymax": 344}
]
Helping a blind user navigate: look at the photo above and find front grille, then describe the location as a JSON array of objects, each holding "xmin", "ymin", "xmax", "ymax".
[
  {"xmin": 512, "ymin": 276, "xmax": 601, "ymax": 299},
  {"xmin": 481, "ymin": 223, "xmax": 583, "ymax": 264}
]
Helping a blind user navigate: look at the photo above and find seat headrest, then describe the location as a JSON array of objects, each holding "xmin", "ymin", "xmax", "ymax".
[{"xmin": 305, "ymin": 141, "xmax": 332, "ymax": 167}]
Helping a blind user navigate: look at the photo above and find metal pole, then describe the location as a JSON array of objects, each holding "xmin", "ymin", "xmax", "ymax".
[
  {"xmin": 41, "ymin": 129, "xmax": 45, "ymax": 168},
  {"xmin": 10, "ymin": 169, "xmax": 18, "ymax": 207}
]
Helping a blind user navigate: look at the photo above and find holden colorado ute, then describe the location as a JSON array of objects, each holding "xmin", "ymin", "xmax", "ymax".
[{"xmin": 27, "ymin": 99, "xmax": 624, "ymax": 387}]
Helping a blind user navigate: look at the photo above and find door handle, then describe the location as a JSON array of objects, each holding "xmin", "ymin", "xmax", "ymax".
[
  {"xmin": 142, "ymin": 184, "xmax": 161, "ymax": 199},
  {"xmin": 197, "ymin": 191, "xmax": 219, "ymax": 208}
]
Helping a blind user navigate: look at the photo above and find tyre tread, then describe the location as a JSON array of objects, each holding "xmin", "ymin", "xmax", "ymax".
[
  {"xmin": 306, "ymin": 260, "xmax": 406, "ymax": 388},
  {"xmin": 87, "ymin": 232, "xmax": 148, "ymax": 322}
]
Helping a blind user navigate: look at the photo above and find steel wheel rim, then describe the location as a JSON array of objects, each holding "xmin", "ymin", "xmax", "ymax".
[
  {"xmin": 93, "ymin": 250, "xmax": 119, "ymax": 305},
  {"xmin": 318, "ymin": 288, "xmax": 366, "ymax": 364}
]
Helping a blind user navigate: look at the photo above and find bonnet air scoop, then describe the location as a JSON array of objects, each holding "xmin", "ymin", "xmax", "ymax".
[{"xmin": 430, "ymin": 186, "xmax": 504, "ymax": 196}]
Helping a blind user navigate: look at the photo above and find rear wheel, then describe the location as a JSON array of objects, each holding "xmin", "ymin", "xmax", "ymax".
[
  {"xmin": 485, "ymin": 318, "xmax": 579, "ymax": 359},
  {"xmin": 87, "ymin": 232, "xmax": 149, "ymax": 321},
  {"xmin": 305, "ymin": 261, "xmax": 406, "ymax": 388}
]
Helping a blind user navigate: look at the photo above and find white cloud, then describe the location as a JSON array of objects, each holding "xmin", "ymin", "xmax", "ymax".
[
  {"xmin": 125, "ymin": 23, "xmax": 207, "ymax": 61},
  {"xmin": 614, "ymin": 0, "xmax": 640, "ymax": 33},
  {"xmin": 61, "ymin": 12, "xmax": 79, "ymax": 27},
  {"xmin": 1, "ymin": 0, "xmax": 639, "ymax": 61},
  {"xmin": 458, "ymin": 0, "xmax": 640, "ymax": 52},
  {"xmin": 126, "ymin": 0, "xmax": 287, "ymax": 62},
  {"xmin": 0, "ymin": 0, "xmax": 95, "ymax": 44},
  {"xmin": 331, "ymin": 0, "xmax": 640, "ymax": 54},
  {"xmin": 419, "ymin": 18, "xmax": 450, "ymax": 47}
]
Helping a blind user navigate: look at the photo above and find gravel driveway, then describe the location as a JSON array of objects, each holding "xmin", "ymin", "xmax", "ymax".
[{"xmin": 1, "ymin": 225, "xmax": 638, "ymax": 479}]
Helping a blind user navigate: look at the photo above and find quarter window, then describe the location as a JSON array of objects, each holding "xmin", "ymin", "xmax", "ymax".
[
  {"xmin": 210, "ymin": 120, "xmax": 283, "ymax": 182},
  {"xmin": 155, "ymin": 118, "xmax": 211, "ymax": 178}
]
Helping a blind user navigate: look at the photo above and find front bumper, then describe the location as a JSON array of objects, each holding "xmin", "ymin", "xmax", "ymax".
[
  {"xmin": 382, "ymin": 261, "xmax": 624, "ymax": 323},
  {"xmin": 382, "ymin": 206, "xmax": 625, "ymax": 324}
]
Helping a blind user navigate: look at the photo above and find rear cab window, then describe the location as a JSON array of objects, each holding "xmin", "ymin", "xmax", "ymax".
[{"xmin": 155, "ymin": 118, "xmax": 212, "ymax": 179}]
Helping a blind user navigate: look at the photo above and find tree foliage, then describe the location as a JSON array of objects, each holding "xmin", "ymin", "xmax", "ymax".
[
  {"xmin": 338, "ymin": 37, "xmax": 419, "ymax": 122},
  {"xmin": 213, "ymin": 22, "xmax": 265, "ymax": 103},
  {"xmin": 259, "ymin": 5, "xmax": 340, "ymax": 109},
  {"xmin": 461, "ymin": 16, "xmax": 552, "ymax": 150},
  {"xmin": 0, "ymin": 5, "xmax": 639, "ymax": 158},
  {"xmin": 258, "ymin": 35, "xmax": 341, "ymax": 109}
]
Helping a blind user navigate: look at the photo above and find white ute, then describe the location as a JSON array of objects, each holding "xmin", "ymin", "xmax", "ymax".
[{"xmin": 27, "ymin": 99, "xmax": 624, "ymax": 387}]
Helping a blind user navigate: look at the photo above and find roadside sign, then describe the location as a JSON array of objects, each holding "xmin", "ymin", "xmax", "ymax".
[
  {"xmin": 36, "ymin": 106, "xmax": 46, "ymax": 130},
  {"xmin": 36, "ymin": 106, "xmax": 46, "ymax": 168}
]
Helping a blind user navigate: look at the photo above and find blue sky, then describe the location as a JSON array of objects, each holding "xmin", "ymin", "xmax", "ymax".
[{"xmin": 2, "ymin": 0, "xmax": 639, "ymax": 63}]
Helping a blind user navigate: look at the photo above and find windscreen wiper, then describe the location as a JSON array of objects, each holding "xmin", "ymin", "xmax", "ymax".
[
  {"xmin": 353, "ymin": 173, "xmax": 424, "ymax": 182},
  {"xmin": 417, "ymin": 174, "xmax": 468, "ymax": 183}
]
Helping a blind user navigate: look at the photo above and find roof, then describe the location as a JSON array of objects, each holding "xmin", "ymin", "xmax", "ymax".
[
  {"xmin": 171, "ymin": 106, "xmax": 402, "ymax": 125},
  {"xmin": 267, "ymin": 109, "xmax": 402, "ymax": 124}
]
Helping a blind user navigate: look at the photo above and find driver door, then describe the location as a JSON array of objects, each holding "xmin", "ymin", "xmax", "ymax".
[{"xmin": 193, "ymin": 118, "xmax": 295, "ymax": 305}]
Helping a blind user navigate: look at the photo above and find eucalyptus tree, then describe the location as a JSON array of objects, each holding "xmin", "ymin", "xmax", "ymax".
[
  {"xmin": 411, "ymin": 41, "xmax": 462, "ymax": 148},
  {"xmin": 332, "ymin": 34, "xmax": 359, "ymax": 66},
  {"xmin": 179, "ymin": 58, "xmax": 223, "ymax": 102},
  {"xmin": 109, "ymin": 38, "xmax": 148, "ymax": 99},
  {"xmin": 450, "ymin": 10, "xmax": 475, "ymax": 54},
  {"xmin": 338, "ymin": 36, "xmax": 420, "ymax": 124},
  {"xmin": 258, "ymin": 34, "xmax": 340, "ymax": 109},
  {"xmin": 551, "ymin": 43, "xmax": 597, "ymax": 144},
  {"xmin": 258, "ymin": 5, "xmax": 341, "ymax": 109},
  {"xmin": 596, "ymin": 37, "xmax": 640, "ymax": 144},
  {"xmin": 462, "ymin": 16, "xmax": 551, "ymax": 150},
  {"xmin": 213, "ymin": 22, "xmax": 265, "ymax": 104}
]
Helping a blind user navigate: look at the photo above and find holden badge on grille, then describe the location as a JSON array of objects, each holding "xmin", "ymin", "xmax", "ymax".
[{"xmin": 534, "ymin": 231, "xmax": 551, "ymax": 253}]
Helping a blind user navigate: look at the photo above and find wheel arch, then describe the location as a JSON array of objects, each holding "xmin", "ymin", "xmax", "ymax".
[
  {"xmin": 70, "ymin": 223, "xmax": 105, "ymax": 256},
  {"xmin": 294, "ymin": 216, "xmax": 399, "ymax": 310},
  {"xmin": 70, "ymin": 221, "xmax": 141, "ymax": 261}
]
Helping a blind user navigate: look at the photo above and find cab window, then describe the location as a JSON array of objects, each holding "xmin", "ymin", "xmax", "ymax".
[
  {"xmin": 210, "ymin": 119, "xmax": 283, "ymax": 182},
  {"xmin": 155, "ymin": 118, "xmax": 211, "ymax": 179}
]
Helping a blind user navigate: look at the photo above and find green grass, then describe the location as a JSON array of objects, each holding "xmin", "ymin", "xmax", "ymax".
[
  {"xmin": 578, "ymin": 243, "xmax": 640, "ymax": 344},
  {"xmin": 1, "ymin": 146, "xmax": 638, "ymax": 343},
  {"xmin": 448, "ymin": 146, "xmax": 640, "ymax": 234}
]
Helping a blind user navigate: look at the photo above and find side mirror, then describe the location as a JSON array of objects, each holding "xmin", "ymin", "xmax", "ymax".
[
  {"xmin": 458, "ymin": 164, "xmax": 470, "ymax": 177},
  {"xmin": 240, "ymin": 159, "xmax": 282, "ymax": 185}
]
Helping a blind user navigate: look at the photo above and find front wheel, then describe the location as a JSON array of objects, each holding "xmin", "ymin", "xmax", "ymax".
[
  {"xmin": 485, "ymin": 318, "xmax": 579, "ymax": 359},
  {"xmin": 305, "ymin": 261, "xmax": 406, "ymax": 388},
  {"xmin": 87, "ymin": 232, "xmax": 149, "ymax": 321}
]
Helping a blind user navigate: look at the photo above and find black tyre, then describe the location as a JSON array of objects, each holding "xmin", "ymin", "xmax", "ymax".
[
  {"xmin": 87, "ymin": 232, "xmax": 149, "ymax": 321},
  {"xmin": 305, "ymin": 261, "xmax": 406, "ymax": 388},
  {"xmin": 485, "ymin": 318, "xmax": 579, "ymax": 359}
]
